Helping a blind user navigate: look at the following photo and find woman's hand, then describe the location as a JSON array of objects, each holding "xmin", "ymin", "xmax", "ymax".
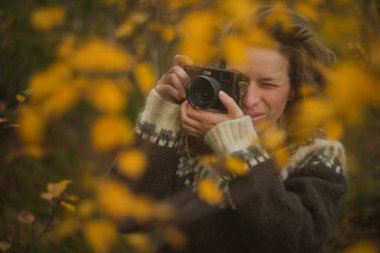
[
  {"xmin": 181, "ymin": 91, "xmax": 244, "ymax": 137},
  {"xmin": 155, "ymin": 55, "xmax": 193, "ymax": 103}
]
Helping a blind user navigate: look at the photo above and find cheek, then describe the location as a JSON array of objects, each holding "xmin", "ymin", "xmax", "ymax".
[{"xmin": 267, "ymin": 92, "xmax": 290, "ymax": 113}]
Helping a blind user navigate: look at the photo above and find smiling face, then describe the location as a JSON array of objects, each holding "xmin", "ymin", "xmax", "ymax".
[{"xmin": 231, "ymin": 47, "xmax": 291, "ymax": 133}]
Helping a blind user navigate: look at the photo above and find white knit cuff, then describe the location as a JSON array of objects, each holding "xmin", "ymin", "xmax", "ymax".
[
  {"xmin": 138, "ymin": 90, "xmax": 181, "ymax": 133},
  {"xmin": 204, "ymin": 116, "xmax": 259, "ymax": 154}
]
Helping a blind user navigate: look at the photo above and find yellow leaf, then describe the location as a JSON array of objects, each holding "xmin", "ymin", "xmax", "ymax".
[
  {"xmin": 164, "ymin": 226, "xmax": 187, "ymax": 250},
  {"xmin": 224, "ymin": 156, "xmax": 248, "ymax": 176},
  {"xmin": 261, "ymin": 127, "xmax": 287, "ymax": 151},
  {"xmin": 296, "ymin": 3, "xmax": 319, "ymax": 21},
  {"xmin": 16, "ymin": 94, "xmax": 26, "ymax": 103},
  {"xmin": 117, "ymin": 149, "xmax": 147, "ymax": 180},
  {"xmin": 42, "ymin": 84, "xmax": 79, "ymax": 116},
  {"xmin": 52, "ymin": 218, "xmax": 80, "ymax": 240},
  {"xmin": 327, "ymin": 62, "xmax": 380, "ymax": 124},
  {"xmin": 199, "ymin": 155, "xmax": 218, "ymax": 167},
  {"xmin": 198, "ymin": 178, "xmax": 224, "ymax": 205},
  {"xmin": 62, "ymin": 201, "xmax": 76, "ymax": 212},
  {"xmin": 246, "ymin": 27, "xmax": 276, "ymax": 48},
  {"xmin": 18, "ymin": 106, "xmax": 44, "ymax": 143},
  {"xmin": 57, "ymin": 34, "xmax": 75, "ymax": 58},
  {"xmin": 115, "ymin": 20, "xmax": 135, "ymax": 38},
  {"xmin": 71, "ymin": 39, "xmax": 133, "ymax": 72},
  {"xmin": 90, "ymin": 79, "xmax": 126, "ymax": 113},
  {"xmin": 97, "ymin": 180, "xmax": 134, "ymax": 218},
  {"xmin": 41, "ymin": 180, "xmax": 72, "ymax": 200},
  {"xmin": 28, "ymin": 62, "xmax": 72, "ymax": 99},
  {"xmin": 124, "ymin": 233, "xmax": 154, "ymax": 253},
  {"xmin": 342, "ymin": 240, "xmax": 378, "ymax": 253},
  {"xmin": 78, "ymin": 200, "xmax": 95, "ymax": 218},
  {"xmin": 24, "ymin": 144, "xmax": 44, "ymax": 159},
  {"xmin": 222, "ymin": 36, "xmax": 249, "ymax": 67},
  {"xmin": 323, "ymin": 119, "xmax": 343, "ymax": 140},
  {"xmin": 134, "ymin": 63, "xmax": 156, "ymax": 94},
  {"xmin": 131, "ymin": 197, "xmax": 154, "ymax": 222},
  {"xmin": 273, "ymin": 149, "xmax": 289, "ymax": 168},
  {"xmin": 91, "ymin": 115, "xmax": 134, "ymax": 152},
  {"xmin": 178, "ymin": 11, "xmax": 218, "ymax": 63},
  {"xmin": 292, "ymin": 97, "xmax": 334, "ymax": 141},
  {"xmin": 30, "ymin": 6, "xmax": 66, "ymax": 30},
  {"xmin": 84, "ymin": 220, "xmax": 117, "ymax": 253}
]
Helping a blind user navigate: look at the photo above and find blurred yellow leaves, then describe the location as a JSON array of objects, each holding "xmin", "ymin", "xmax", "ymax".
[
  {"xmin": 198, "ymin": 178, "xmax": 224, "ymax": 205},
  {"xmin": 327, "ymin": 62, "xmax": 380, "ymax": 124},
  {"xmin": 261, "ymin": 127, "xmax": 287, "ymax": 151},
  {"xmin": 115, "ymin": 12, "xmax": 148, "ymax": 38},
  {"xmin": 41, "ymin": 180, "xmax": 72, "ymax": 201},
  {"xmin": 179, "ymin": 11, "xmax": 218, "ymax": 63},
  {"xmin": 225, "ymin": 156, "xmax": 248, "ymax": 176},
  {"xmin": 91, "ymin": 115, "xmax": 134, "ymax": 151},
  {"xmin": 217, "ymin": 0, "xmax": 258, "ymax": 19},
  {"xmin": 117, "ymin": 149, "xmax": 147, "ymax": 180},
  {"xmin": 71, "ymin": 39, "xmax": 133, "ymax": 72},
  {"xmin": 295, "ymin": 2, "xmax": 319, "ymax": 21},
  {"xmin": 97, "ymin": 180, "xmax": 134, "ymax": 219},
  {"xmin": 30, "ymin": 6, "xmax": 66, "ymax": 30},
  {"xmin": 84, "ymin": 220, "xmax": 117, "ymax": 253},
  {"xmin": 292, "ymin": 97, "xmax": 334, "ymax": 141},
  {"xmin": 90, "ymin": 80, "xmax": 126, "ymax": 113},
  {"xmin": 342, "ymin": 240, "xmax": 378, "ymax": 253},
  {"xmin": 124, "ymin": 233, "xmax": 154, "ymax": 253},
  {"xmin": 18, "ymin": 106, "xmax": 44, "ymax": 144},
  {"xmin": 164, "ymin": 226, "xmax": 187, "ymax": 250},
  {"xmin": 29, "ymin": 62, "xmax": 72, "ymax": 100},
  {"xmin": 134, "ymin": 62, "xmax": 156, "ymax": 94},
  {"xmin": 97, "ymin": 179, "xmax": 160, "ymax": 222}
]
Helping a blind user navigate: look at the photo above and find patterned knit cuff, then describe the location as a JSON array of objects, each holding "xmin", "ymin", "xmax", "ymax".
[
  {"xmin": 204, "ymin": 116, "xmax": 259, "ymax": 154},
  {"xmin": 136, "ymin": 90, "xmax": 182, "ymax": 147}
]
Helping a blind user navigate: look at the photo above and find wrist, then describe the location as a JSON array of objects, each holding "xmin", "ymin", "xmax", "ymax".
[{"xmin": 204, "ymin": 116, "xmax": 259, "ymax": 154}]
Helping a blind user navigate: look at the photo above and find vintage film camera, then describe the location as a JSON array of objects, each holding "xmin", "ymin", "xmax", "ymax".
[{"xmin": 182, "ymin": 65, "xmax": 248, "ymax": 112}]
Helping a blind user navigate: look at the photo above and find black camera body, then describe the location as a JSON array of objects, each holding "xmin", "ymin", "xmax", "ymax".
[{"xmin": 182, "ymin": 65, "xmax": 247, "ymax": 112}]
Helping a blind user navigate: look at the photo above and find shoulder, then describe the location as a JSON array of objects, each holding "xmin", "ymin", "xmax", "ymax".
[{"xmin": 281, "ymin": 137, "xmax": 347, "ymax": 180}]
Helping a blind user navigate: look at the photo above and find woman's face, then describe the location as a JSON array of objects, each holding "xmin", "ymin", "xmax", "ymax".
[{"xmin": 231, "ymin": 47, "xmax": 291, "ymax": 133}]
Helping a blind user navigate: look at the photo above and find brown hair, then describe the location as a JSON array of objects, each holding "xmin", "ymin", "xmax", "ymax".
[{"xmin": 222, "ymin": 6, "xmax": 335, "ymax": 116}]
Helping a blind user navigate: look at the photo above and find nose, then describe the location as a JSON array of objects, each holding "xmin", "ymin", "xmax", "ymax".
[{"xmin": 243, "ymin": 82, "xmax": 261, "ymax": 108}]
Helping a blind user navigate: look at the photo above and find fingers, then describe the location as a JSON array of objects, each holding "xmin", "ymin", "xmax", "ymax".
[
  {"xmin": 173, "ymin": 55, "xmax": 194, "ymax": 66},
  {"xmin": 219, "ymin": 91, "xmax": 244, "ymax": 118},
  {"xmin": 155, "ymin": 55, "xmax": 193, "ymax": 103}
]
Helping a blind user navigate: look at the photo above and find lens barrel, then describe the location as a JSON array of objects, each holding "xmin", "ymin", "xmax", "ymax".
[{"xmin": 187, "ymin": 76, "xmax": 221, "ymax": 109}]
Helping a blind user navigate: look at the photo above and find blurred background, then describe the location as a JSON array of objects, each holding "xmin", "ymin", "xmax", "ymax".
[{"xmin": 1, "ymin": 0, "xmax": 380, "ymax": 252}]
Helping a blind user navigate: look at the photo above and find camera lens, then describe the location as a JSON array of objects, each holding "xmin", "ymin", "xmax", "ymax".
[{"xmin": 187, "ymin": 76, "xmax": 221, "ymax": 109}]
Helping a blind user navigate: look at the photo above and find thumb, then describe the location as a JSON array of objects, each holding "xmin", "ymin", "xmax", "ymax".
[
  {"xmin": 173, "ymin": 54, "xmax": 194, "ymax": 66},
  {"xmin": 219, "ymin": 91, "xmax": 243, "ymax": 117}
]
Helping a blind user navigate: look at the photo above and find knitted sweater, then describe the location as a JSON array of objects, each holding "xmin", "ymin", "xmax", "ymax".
[{"xmin": 126, "ymin": 90, "xmax": 347, "ymax": 253}]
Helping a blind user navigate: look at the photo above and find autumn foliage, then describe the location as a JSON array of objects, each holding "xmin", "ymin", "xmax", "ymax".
[{"xmin": 1, "ymin": 0, "xmax": 380, "ymax": 252}]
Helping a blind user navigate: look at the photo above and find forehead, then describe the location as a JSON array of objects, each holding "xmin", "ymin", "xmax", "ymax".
[{"xmin": 231, "ymin": 47, "xmax": 289, "ymax": 78}]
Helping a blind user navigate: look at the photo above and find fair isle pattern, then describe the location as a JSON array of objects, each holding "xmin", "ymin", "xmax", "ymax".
[
  {"xmin": 280, "ymin": 138, "xmax": 347, "ymax": 180},
  {"xmin": 136, "ymin": 121, "xmax": 181, "ymax": 148},
  {"xmin": 135, "ymin": 90, "xmax": 182, "ymax": 148},
  {"xmin": 176, "ymin": 145, "xmax": 271, "ymax": 208}
]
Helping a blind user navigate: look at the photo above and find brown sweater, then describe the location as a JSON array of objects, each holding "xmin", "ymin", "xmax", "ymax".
[{"xmin": 118, "ymin": 90, "xmax": 347, "ymax": 253}]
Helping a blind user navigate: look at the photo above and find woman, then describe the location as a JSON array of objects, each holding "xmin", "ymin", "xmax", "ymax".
[{"xmin": 122, "ymin": 6, "xmax": 347, "ymax": 253}]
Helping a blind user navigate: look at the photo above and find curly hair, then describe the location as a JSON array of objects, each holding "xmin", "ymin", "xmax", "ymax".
[{"xmin": 222, "ymin": 6, "xmax": 335, "ymax": 118}]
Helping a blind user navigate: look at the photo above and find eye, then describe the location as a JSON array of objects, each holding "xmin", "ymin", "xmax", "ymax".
[{"xmin": 261, "ymin": 82, "xmax": 278, "ymax": 88}]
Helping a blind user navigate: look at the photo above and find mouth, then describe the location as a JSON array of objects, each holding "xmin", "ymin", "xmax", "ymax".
[{"xmin": 248, "ymin": 113, "xmax": 266, "ymax": 124}]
